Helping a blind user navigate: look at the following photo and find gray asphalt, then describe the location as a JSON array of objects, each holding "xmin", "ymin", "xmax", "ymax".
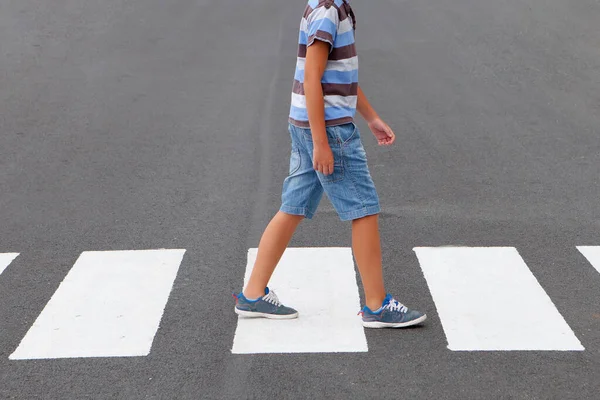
[{"xmin": 1, "ymin": 0, "xmax": 599, "ymax": 398}]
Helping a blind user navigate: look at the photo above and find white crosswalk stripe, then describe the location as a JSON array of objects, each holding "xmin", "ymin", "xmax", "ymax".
[
  {"xmin": 232, "ymin": 247, "xmax": 367, "ymax": 354},
  {"xmin": 577, "ymin": 246, "xmax": 600, "ymax": 275},
  {"xmin": 1, "ymin": 245, "xmax": 597, "ymax": 359},
  {"xmin": 9, "ymin": 249, "xmax": 186, "ymax": 360},
  {"xmin": 0, "ymin": 253, "xmax": 19, "ymax": 276},
  {"xmin": 414, "ymin": 247, "xmax": 584, "ymax": 351}
]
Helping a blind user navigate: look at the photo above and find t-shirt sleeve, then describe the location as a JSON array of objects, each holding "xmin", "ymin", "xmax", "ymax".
[{"xmin": 306, "ymin": 5, "xmax": 339, "ymax": 50}]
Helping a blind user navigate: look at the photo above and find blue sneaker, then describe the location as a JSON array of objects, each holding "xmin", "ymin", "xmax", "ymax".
[
  {"xmin": 233, "ymin": 287, "xmax": 299, "ymax": 319},
  {"xmin": 361, "ymin": 294, "xmax": 427, "ymax": 328}
]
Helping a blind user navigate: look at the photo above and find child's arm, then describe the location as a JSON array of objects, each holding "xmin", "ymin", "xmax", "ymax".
[
  {"xmin": 357, "ymin": 86, "xmax": 396, "ymax": 146},
  {"xmin": 305, "ymin": 40, "xmax": 335, "ymax": 175}
]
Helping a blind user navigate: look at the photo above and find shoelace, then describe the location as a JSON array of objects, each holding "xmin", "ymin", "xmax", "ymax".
[
  {"xmin": 385, "ymin": 298, "xmax": 408, "ymax": 313},
  {"xmin": 263, "ymin": 290, "xmax": 282, "ymax": 307},
  {"xmin": 357, "ymin": 297, "xmax": 409, "ymax": 316}
]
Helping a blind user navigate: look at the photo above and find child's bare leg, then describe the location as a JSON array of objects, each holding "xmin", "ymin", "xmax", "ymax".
[
  {"xmin": 243, "ymin": 211, "xmax": 304, "ymax": 299},
  {"xmin": 352, "ymin": 214, "xmax": 386, "ymax": 310}
]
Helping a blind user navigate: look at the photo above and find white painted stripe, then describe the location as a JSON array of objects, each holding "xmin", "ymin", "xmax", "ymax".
[
  {"xmin": 232, "ymin": 247, "xmax": 367, "ymax": 354},
  {"xmin": 10, "ymin": 249, "xmax": 186, "ymax": 360},
  {"xmin": 576, "ymin": 246, "xmax": 600, "ymax": 274},
  {"xmin": 414, "ymin": 247, "xmax": 584, "ymax": 351},
  {"xmin": 0, "ymin": 253, "xmax": 19, "ymax": 276},
  {"xmin": 296, "ymin": 56, "xmax": 358, "ymax": 73}
]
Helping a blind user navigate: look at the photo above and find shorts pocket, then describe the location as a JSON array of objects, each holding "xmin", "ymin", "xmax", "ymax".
[
  {"xmin": 338, "ymin": 122, "xmax": 358, "ymax": 146},
  {"xmin": 289, "ymin": 148, "xmax": 301, "ymax": 176}
]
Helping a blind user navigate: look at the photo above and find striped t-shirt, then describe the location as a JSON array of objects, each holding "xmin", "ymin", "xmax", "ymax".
[{"xmin": 289, "ymin": 0, "xmax": 358, "ymax": 128}]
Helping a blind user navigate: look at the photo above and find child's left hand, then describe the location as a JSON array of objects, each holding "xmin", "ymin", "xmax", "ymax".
[{"xmin": 368, "ymin": 118, "xmax": 396, "ymax": 146}]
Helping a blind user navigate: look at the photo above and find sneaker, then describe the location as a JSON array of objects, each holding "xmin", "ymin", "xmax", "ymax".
[
  {"xmin": 233, "ymin": 287, "xmax": 299, "ymax": 319},
  {"xmin": 360, "ymin": 294, "xmax": 427, "ymax": 328}
]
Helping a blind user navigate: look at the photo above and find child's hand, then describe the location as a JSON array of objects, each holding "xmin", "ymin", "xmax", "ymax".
[
  {"xmin": 368, "ymin": 118, "xmax": 396, "ymax": 146},
  {"xmin": 313, "ymin": 144, "xmax": 335, "ymax": 176}
]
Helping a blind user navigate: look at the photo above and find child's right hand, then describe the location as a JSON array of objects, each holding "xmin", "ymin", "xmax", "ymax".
[{"xmin": 313, "ymin": 144, "xmax": 334, "ymax": 176}]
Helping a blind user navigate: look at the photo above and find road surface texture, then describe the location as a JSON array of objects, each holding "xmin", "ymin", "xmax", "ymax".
[{"xmin": 1, "ymin": 0, "xmax": 599, "ymax": 399}]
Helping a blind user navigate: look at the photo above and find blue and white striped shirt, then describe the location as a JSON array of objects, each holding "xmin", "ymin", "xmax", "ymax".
[{"xmin": 289, "ymin": 0, "xmax": 358, "ymax": 128}]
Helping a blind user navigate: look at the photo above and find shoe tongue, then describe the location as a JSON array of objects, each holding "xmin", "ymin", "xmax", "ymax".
[
  {"xmin": 264, "ymin": 287, "xmax": 270, "ymax": 296},
  {"xmin": 382, "ymin": 294, "xmax": 393, "ymax": 307}
]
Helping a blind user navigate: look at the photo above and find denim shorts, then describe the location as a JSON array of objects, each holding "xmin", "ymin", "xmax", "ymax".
[{"xmin": 280, "ymin": 122, "xmax": 381, "ymax": 221}]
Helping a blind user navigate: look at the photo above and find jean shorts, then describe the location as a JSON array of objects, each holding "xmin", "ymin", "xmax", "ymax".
[{"xmin": 280, "ymin": 122, "xmax": 381, "ymax": 221}]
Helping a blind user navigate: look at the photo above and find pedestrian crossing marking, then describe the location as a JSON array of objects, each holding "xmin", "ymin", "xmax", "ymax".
[
  {"xmin": 9, "ymin": 249, "xmax": 186, "ymax": 360},
  {"xmin": 414, "ymin": 247, "xmax": 584, "ymax": 351},
  {"xmin": 232, "ymin": 247, "xmax": 368, "ymax": 354},
  {"xmin": 576, "ymin": 246, "xmax": 600, "ymax": 275},
  {"xmin": 2, "ymin": 245, "xmax": 596, "ymax": 359},
  {"xmin": 0, "ymin": 253, "xmax": 19, "ymax": 276}
]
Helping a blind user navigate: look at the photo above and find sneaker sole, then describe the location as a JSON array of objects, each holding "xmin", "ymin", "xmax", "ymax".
[
  {"xmin": 362, "ymin": 314, "xmax": 427, "ymax": 329},
  {"xmin": 235, "ymin": 307, "xmax": 299, "ymax": 320}
]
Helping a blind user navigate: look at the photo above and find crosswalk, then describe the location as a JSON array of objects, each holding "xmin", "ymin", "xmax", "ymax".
[
  {"xmin": 415, "ymin": 247, "xmax": 583, "ymax": 351},
  {"xmin": 577, "ymin": 246, "xmax": 600, "ymax": 275},
  {"xmin": 0, "ymin": 253, "xmax": 19, "ymax": 276},
  {"xmin": 8, "ymin": 250, "xmax": 186, "ymax": 360},
  {"xmin": 232, "ymin": 248, "xmax": 367, "ymax": 354},
  {"xmin": 1, "ymin": 246, "xmax": 598, "ymax": 359}
]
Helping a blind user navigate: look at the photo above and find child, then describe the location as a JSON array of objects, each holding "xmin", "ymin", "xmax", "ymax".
[{"xmin": 234, "ymin": 0, "xmax": 426, "ymax": 328}]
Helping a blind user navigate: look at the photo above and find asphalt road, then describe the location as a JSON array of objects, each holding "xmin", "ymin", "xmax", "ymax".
[{"xmin": 1, "ymin": 0, "xmax": 599, "ymax": 398}]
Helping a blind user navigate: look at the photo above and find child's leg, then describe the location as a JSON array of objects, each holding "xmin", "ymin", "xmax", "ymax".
[
  {"xmin": 243, "ymin": 211, "xmax": 304, "ymax": 299},
  {"xmin": 352, "ymin": 214, "xmax": 386, "ymax": 310}
]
